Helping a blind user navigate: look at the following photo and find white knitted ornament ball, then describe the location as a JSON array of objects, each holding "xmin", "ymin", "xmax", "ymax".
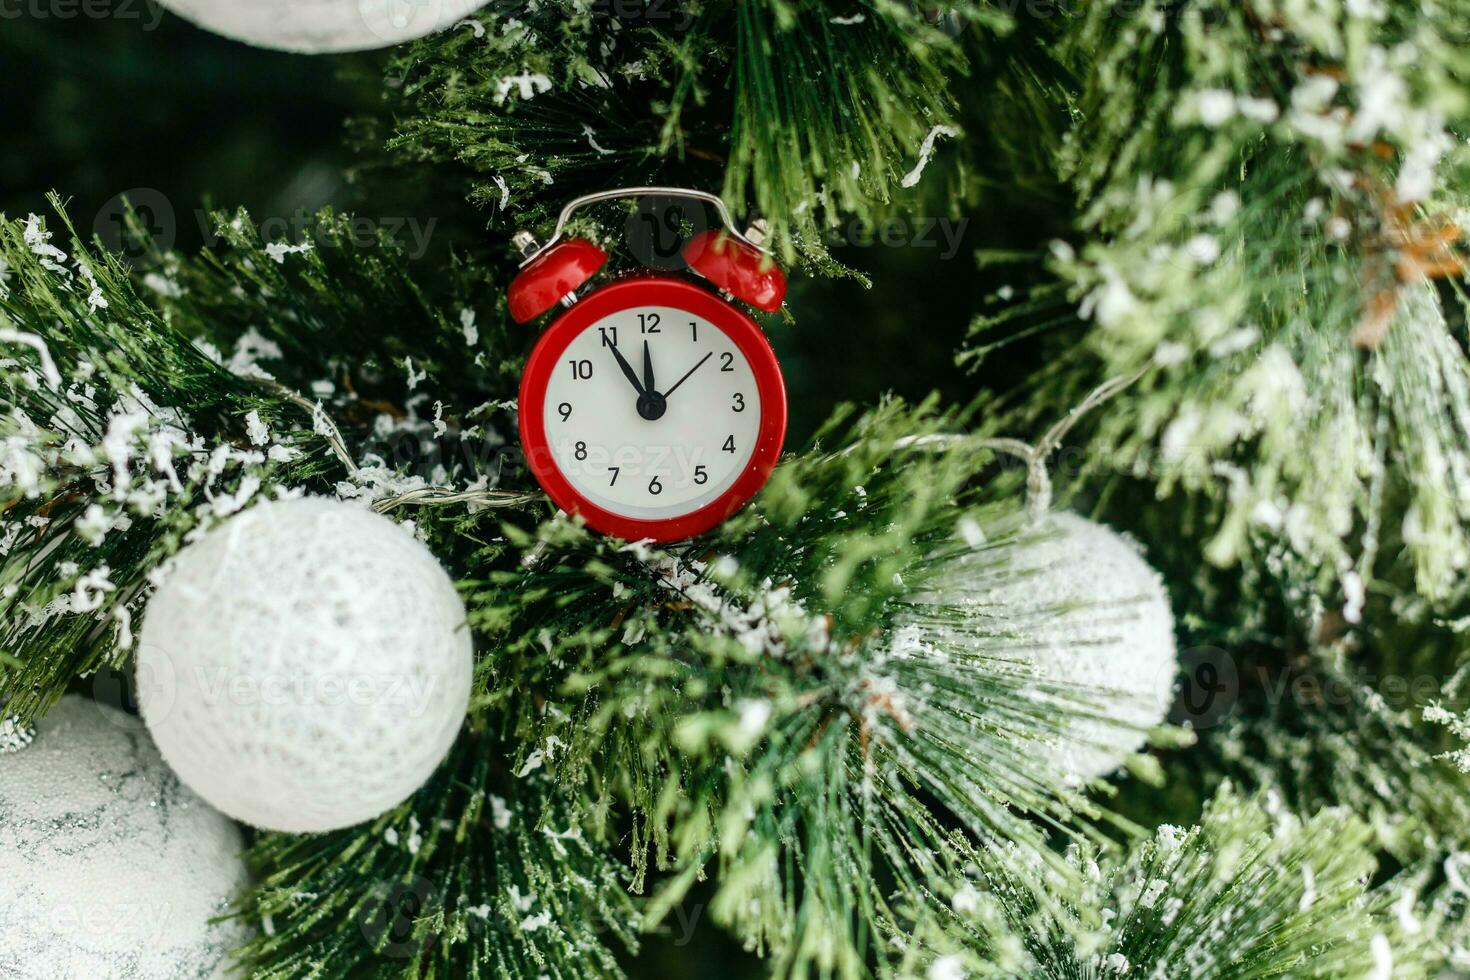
[
  {"xmin": 0, "ymin": 697, "xmax": 250, "ymax": 978},
  {"xmin": 901, "ymin": 512, "xmax": 1177, "ymax": 784},
  {"xmin": 157, "ymin": 0, "xmax": 490, "ymax": 53},
  {"xmin": 138, "ymin": 497, "xmax": 472, "ymax": 833}
]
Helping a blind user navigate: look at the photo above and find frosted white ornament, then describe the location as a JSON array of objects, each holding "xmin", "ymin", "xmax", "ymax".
[
  {"xmin": 0, "ymin": 696, "xmax": 250, "ymax": 978},
  {"xmin": 156, "ymin": 0, "xmax": 491, "ymax": 54},
  {"xmin": 901, "ymin": 512, "xmax": 1177, "ymax": 783},
  {"xmin": 137, "ymin": 497, "xmax": 472, "ymax": 833}
]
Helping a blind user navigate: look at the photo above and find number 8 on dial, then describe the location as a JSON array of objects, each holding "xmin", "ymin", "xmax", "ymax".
[{"xmin": 510, "ymin": 189, "xmax": 789, "ymax": 543}]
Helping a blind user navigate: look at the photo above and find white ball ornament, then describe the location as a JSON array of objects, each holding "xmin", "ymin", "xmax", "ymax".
[
  {"xmin": 0, "ymin": 697, "xmax": 250, "ymax": 978},
  {"xmin": 900, "ymin": 512, "xmax": 1178, "ymax": 784},
  {"xmin": 156, "ymin": 0, "xmax": 491, "ymax": 54},
  {"xmin": 138, "ymin": 497, "xmax": 473, "ymax": 833}
]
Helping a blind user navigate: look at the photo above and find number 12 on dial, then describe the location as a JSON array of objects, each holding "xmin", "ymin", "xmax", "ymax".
[{"xmin": 519, "ymin": 278, "xmax": 787, "ymax": 542}]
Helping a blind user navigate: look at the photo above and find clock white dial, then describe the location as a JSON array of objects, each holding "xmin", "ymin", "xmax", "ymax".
[{"xmin": 540, "ymin": 305, "xmax": 763, "ymax": 520}]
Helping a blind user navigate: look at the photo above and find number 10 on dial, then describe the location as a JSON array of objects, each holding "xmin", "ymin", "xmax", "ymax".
[{"xmin": 519, "ymin": 278, "xmax": 787, "ymax": 542}]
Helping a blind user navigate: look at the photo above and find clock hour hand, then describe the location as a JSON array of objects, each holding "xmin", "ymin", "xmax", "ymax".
[
  {"xmin": 662, "ymin": 352, "xmax": 713, "ymax": 399},
  {"xmin": 606, "ymin": 342, "xmax": 645, "ymax": 397}
]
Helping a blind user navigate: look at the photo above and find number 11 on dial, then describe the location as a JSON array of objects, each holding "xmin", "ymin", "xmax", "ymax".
[{"xmin": 519, "ymin": 278, "xmax": 787, "ymax": 542}]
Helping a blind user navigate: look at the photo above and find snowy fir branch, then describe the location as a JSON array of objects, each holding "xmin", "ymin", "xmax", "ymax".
[
  {"xmin": 469, "ymin": 402, "xmax": 1184, "ymax": 974},
  {"xmin": 0, "ymin": 205, "xmax": 340, "ymax": 721},
  {"xmin": 969, "ymin": 0, "xmax": 1470, "ymax": 603},
  {"xmin": 237, "ymin": 738, "xmax": 637, "ymax": 979},
  {"xmin": 0, "ymin": 198, "xmax": 1175, "ymax": 975},
  {"xmin": 993, "ymin": 785, "xmax": 1433, "ymax": 979},
  {"xmin": 379, "ymin": 0, "xmax": 999, "ymax": 271}
]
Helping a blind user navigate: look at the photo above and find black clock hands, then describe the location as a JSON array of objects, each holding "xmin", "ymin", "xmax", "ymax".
[
  {"xmin": 611, "ymin": 337, "xmax": 705, "ymax": 422},
  {"xmin": 631, "ymin": 339, "xmax": 667, "ymax": 421},
  {"xmin": 608, "ymin": 339, "xmax": 667, "ymax": 420},
  {"xmin": 662, "ymin": 352, "xmax": 713, "ymax": 400},
  {"xmin": 606, "ymin": 341, "xmax": 646, "ymax": 397}
]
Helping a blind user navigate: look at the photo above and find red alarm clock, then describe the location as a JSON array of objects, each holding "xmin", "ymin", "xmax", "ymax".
[{"xmin": 510, "ymin": 188, "xmax": 789, "ymax": 543}]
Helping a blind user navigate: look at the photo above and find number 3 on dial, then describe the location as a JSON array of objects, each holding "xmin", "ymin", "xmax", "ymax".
[{"xmin": 519, "ymin": 278, "xmax": 787, "ymax": 542}]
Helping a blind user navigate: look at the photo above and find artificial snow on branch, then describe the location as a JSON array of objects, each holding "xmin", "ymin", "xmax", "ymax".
[
  {"xmin": 922, "ymin": 785, "xmax": 1435, "ymax": 978},
  {"xmin": 466, "ymin": 399, "xmax": 1188, "ymax": 976},
  {"xmin": 969, "ymin": 0, "xmax": 1470, "ymax": 604}
]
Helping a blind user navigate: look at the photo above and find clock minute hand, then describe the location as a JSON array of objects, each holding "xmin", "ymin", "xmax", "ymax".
[
  {"xmin": 642, "ymin": 340, "xmax": 657, "ymax": 395},
  {"xmin": 606, "ymin": 342, "xmax": 645, "ymax": 396},
  {"xmin": 662, "ymin": 352, "xmax": 713, "ymax": 399}
]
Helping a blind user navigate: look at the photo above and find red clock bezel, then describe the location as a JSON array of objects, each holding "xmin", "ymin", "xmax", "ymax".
[{"xmin": 519, "ymin": 276, "xmax": 787, "ymax": 543}]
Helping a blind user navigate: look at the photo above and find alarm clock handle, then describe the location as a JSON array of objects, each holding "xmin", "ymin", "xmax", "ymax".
[{"xmin": 519, "ymin": 187, "xmax": 772, "ymax": 266}]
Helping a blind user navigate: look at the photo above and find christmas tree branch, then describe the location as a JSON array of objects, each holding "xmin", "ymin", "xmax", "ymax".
[
  {"xmin": 236, "ymin": 736, "xmax": 637, "ymax": 979},
  {"xmin": 467, "ymin": 399, "xmax": 1177, "ymax": 974},
  {"xmin": 925, "ymin": 785, "xmax": 1434, "ymax": 978},
  {"xmin": 0, "ymin": 204, "xmax": 340, "ymax": 722},
  {"xmin": 968, "ymin": 0, "xmax": 1470, "ymax": 603},
  {"xmin": 377, "ymin": 1, "xmax": 1001, "ymax": 271}
]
